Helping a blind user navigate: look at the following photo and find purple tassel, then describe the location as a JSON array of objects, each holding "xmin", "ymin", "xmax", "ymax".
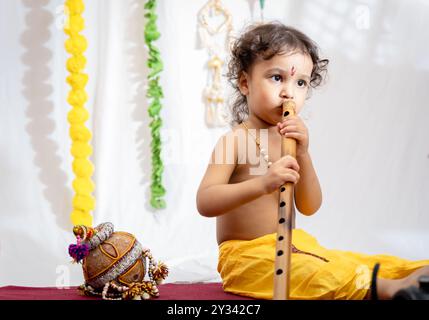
[{"xmin": 68, "ymin": 236, "xmax": 90, "ymax": 263}]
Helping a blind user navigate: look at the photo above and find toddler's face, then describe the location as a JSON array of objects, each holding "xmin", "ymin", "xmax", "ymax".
[{"xmin": 239, "ymin": 50, "xmax": 313, "ymax": 125}]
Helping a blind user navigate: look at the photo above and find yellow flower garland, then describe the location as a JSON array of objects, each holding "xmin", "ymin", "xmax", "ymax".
[{"xmin": 64, "ymin": 0, "xmax": 95, "ymax": 227}]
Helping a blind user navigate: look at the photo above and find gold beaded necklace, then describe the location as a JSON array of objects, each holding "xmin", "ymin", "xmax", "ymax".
[{"xmin": 241, "ymin": 122, "xmax": 273, "ymax": 168}]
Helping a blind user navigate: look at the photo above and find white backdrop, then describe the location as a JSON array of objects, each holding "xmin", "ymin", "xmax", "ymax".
[{"xmin": 0, "ymin": 0, "xmax": 428, "ymax": 287}]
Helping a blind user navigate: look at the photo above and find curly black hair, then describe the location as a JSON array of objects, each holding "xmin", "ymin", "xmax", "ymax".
[{"xmin": 227, "ymin": 21, "xmax": 329, "ymax": 125}]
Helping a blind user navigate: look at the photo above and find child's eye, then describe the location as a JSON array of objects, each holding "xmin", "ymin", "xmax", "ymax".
[
  {"xmin": 297, "ymin": 79, "xmax": 308, "ymax": 87},
  {"xmin": 271, "ymin": 75, "xmax": 283, "ymax": 82}
]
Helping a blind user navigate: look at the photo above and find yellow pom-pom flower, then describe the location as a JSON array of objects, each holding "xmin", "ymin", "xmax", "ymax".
[
  {"xmin": 66, "ymin": 73, "xmax": 88, "ymax": 90},
  {"xmin": 72, "ymin": 178, "xmax": 95, "ymax": 194},
  {"xmin": 66, "ymin": 55, "xmax": 86, "ymax": 73},
  {"xmin": 67, "ymin": 106, "xmax": 89, "ymax": 124},
  {"xmin": 65, "ymin": 34, "xmax": 88, "ymax": 55},
  {"xmin": 65, "ymin": 0, "xmax": 85, "ymax": 15},
  {"xmin": 73, "ymin": 194, "xmax": 96, "ymax": 212},
  {"xmin": 72, "ymin": 158, "xmax": 94, "ymax": 178},
  {"xmin": 69, "ymin": 124, "xmax": 92, "ymax": 142},
  {"xmin": 67, "ymin": 89, "xmax": 88, "ymax": 107},
  {"xmin": 71, "ymin": 142, "xmax": 93, "ymax": 158},
  {"xmin": 64, "ymin": 15, "xmax": 85, "ymax": 36}
]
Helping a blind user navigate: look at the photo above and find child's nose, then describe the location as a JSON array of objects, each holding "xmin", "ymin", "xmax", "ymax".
[
  {"xmin": 280, "ymin": 88, "xmax": 294, "ymax": 100},
  {"xmin": 280, "ymin": 81, "xmax": 295, "ymax": 99}
]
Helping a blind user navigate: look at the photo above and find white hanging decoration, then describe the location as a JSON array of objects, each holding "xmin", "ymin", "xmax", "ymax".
[{"xmin": 197, "ymin": 0, "xmax": 233, "ymax": 127}]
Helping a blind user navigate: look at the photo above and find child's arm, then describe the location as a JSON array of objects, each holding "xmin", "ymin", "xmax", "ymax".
[
  {"xmin": 197, "ymin": 131, "xmax": 301, "ymax": 218},
  {"xmin": 294, "ymin": 152, "xmax": 322, "ymax": 216},
  {"xmin": 196, "ymin": 131, "xmax": 266, "ymax": 217},
  {"xmin": 197, "ymin": 174, "xmax": 266, "ymax": 218}
]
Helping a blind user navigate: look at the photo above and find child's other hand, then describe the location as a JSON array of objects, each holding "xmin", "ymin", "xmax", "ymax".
[
  {"xmin": 277, "ymin": 115, "xmax": 309, "ymax": 157},
  {"xmin": 261, "ymin": 155, "xmax": 300, "ymax": 194}
]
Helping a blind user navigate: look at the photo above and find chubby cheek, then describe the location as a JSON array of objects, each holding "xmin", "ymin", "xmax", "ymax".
[
  {"xmin": 261, "ymin": 94, "xmax": 278, "ymax": 110},
  {"xmin": 259, "ymin": 85, "xmax": 279, "ymax": 105},
  {"xmin": 250, "ymin": 85, "xmax": 276, "ymax": 109}
]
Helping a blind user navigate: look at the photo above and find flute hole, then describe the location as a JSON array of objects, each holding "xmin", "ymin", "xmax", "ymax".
[
  {"xmin": 280, "ymin": 201, "xmax": 286, "ymax": 207},
  {"xmin": 284, "ymin": 111, "xmax": 289, "ymax": 117},
  {"xmin": 278, "ymin": 236, "xmax": 284, "ymax": 241},
  {"xmin": 280, "ymin": 187, "xmax": 285, "ymax": 192},
  {"xmin": 277, "ymin": 250, "xmax": 284, "ymax": 256},
  {"xmin": 279, "ymin": 218, "xmax": 285, "ymax": 224},
  {"xmin": 276, "ymin": 269, "xmax": 283, "ymax": 275}
]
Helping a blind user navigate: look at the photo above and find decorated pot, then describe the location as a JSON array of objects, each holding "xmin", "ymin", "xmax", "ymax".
[{"xmin": 68, "ymin": 222, "xmax": 168, "ymax": 300}]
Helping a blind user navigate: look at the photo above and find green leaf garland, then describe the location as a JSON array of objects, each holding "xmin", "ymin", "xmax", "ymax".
[{"xmin": 144, "ymin": 0, "xmax": 166, "ymax": 209}]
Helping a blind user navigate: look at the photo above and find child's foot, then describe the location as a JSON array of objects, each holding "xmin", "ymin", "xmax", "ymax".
[
  {"xmin": 389, "ymin": 266, "xmax": 429, "ymax": 299},
  {"xmin": 374, "ymin": 265, "xmax": 429, "ymax": 300}
]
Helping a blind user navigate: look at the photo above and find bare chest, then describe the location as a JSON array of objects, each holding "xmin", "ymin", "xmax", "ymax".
[{"xmin": 229, "ymin": 132, "xmax": 282, "ymax": 184}]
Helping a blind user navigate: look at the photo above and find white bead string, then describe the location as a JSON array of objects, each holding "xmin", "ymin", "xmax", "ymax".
[{"xmin": 242, "ymin": 122, "xmax": 273, "ymax": 167}]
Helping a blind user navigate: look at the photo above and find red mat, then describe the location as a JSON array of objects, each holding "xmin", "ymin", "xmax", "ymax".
[{"xmin": 0, "ymin": 283, "xmax": 253, "ymax": 300}]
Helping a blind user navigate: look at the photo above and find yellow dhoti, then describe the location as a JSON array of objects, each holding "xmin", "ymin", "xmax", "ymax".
[{"xmin": 218, "ymin": 229, "xmax": 429, "ymax": 300}]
